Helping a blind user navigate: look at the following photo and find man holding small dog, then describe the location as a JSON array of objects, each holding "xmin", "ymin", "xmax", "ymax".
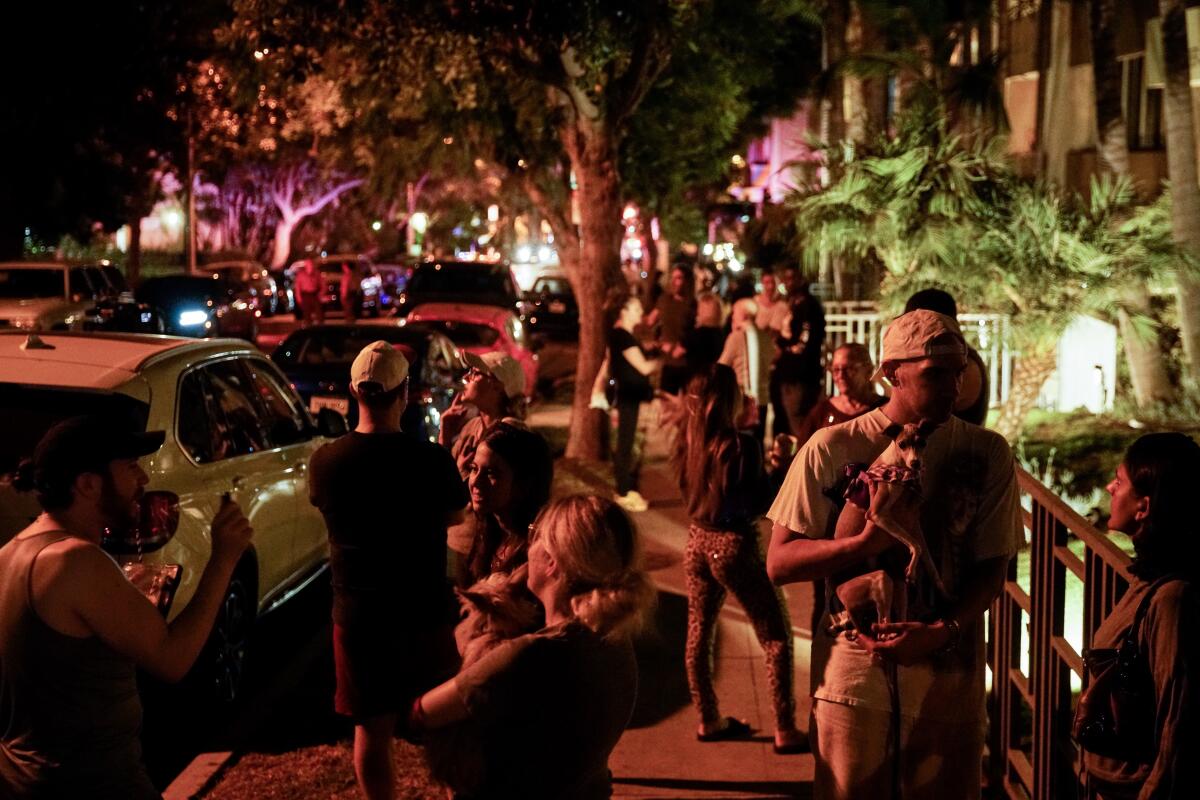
[
  {"xmin": 309, "ymin": 341, "xmax": 468, "ymax": 800},
  {"xmin": 766, "ymin": 310, "xmax": 1022, "ymax": 799}
]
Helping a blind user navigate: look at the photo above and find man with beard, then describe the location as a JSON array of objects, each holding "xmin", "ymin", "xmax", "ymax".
[{"xmin": 0, "ymin": 416, "xmax": 252, "ymax": 799}]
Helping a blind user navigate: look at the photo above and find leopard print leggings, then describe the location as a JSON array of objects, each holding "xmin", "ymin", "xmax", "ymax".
[{"xmin": 684, "ymin": 526, "xmax": 796, "ymax": 731}]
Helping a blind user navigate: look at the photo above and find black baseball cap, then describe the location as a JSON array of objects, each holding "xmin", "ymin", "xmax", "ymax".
[{"xmin": 33, "ymin": 415, "xmax": 165, "ymax": 493}]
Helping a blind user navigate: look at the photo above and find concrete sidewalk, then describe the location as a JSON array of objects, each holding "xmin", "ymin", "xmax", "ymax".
[{"xmin": 534, "ymin": 402, "xmax": 816, "ymax": 799}]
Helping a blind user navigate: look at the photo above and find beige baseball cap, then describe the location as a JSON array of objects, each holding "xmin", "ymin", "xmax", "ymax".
[
  {"xmin": 871, "ymin": 309, "xmax": 967, "ymax": 382},
  {"xmin": 462, "ymin": 350, "xmax": 526, "ymax": 399},
  {"xmin": 350, "ymin": 340, "xmax": 410, "ymax": 393}
]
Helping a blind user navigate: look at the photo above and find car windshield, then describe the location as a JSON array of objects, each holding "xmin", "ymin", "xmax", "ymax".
[
  {"xmin": 0, "ymin": 268, "xmax": 65, "ymax": 300},
  {"xmin": 407, "ymin": 263, "xmax": 514, "ymax": 299},
  {"xmin": 407, "ymin": 319, "xmax": 499, "ymax": 348},
  {"xmin": 138, "ymin": 276, "xmax": 240, "ymax": 305},
  {"xmin": 0, "ymin": 385, "xmax": 150, "ymax": 474},
  {"xmin": 273, "ymin": 327, "xmax": 425, "ymax": 368},
  {"xmin": 534, "ymin": 277, "xmax": 571, "ymax": 296}
]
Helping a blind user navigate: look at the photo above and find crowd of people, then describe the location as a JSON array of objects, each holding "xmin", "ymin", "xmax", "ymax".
[{"xmin": 1, "ymin": 263, "xmax": 1195, "ymax": 800}]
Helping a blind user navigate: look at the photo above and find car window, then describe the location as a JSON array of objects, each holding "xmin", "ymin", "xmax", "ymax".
[
  {"xmin": 535, "ymin": 277, "xmax": 570, "ymax": 295},
  {"xmin": 0, "ymin": 268, "xmax": 65, "ymax": 299},
  {"xmin": 274, "ymin": 328, "xmax": 420, "ymax": 367},
  {"xmin": 408, "ymin": 263, "xmax": 515, "ymax": 300},
  {"xmin": 177, "ymin": 360, "xmax": 271, "ymax": 463},
  {"xmin": 242, "ymin": 358, "xmax": 310, "ymax": 446},
  {"xmin": 411, "ymin": 320, "xmax": 500, "ymax": 348},
  {"xmin": 101, "ymin": 266, "xmax": 127, "ymax": 292},
  {"xmin": 68, "ymin": 268, "xmax": 94, "ymax": 298}
]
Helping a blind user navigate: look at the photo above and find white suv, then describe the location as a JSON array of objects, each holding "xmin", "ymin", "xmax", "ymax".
[{"xmin": 0, "ymin": 261, "xmax": 111, "ymax": 330}]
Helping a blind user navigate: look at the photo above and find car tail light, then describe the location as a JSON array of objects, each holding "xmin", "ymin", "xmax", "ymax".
[{"xmin": 103, "ymin": 490, "xmax": 181, "ymax": 555}]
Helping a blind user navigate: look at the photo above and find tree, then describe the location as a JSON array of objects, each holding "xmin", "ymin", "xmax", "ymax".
[
  {"xmin": 1158, "ymin": 0, "xmax": 1200, "ymax": 387},
  {"xmin": 1088, "ymin": 0, "xmax": 1174, "ymax": 408}
]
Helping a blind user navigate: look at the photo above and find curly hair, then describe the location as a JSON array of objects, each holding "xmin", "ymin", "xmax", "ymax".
[{"xmin": 532, "ymin": 495, "xmax": 655, "ymax": 640}]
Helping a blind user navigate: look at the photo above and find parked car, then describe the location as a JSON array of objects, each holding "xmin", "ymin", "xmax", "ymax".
[
  {"xmin": 394, "ymin": 259, "xmax": 520, "ymax": 318},
  {"xmin": 287, "ymin": 254, "xmax": 380, "ymax": 317},
  {"xmin": 0, "ymin": 330, "xmax": 346, "ymax": 702},
  {"xmin": 202, "ymin": 260, "xmax": 280, "ymax": 316},
  {"xmin": 0, "ymin": 261, "xmax": 118, "ymax": 331},
  {"xmin": 521, "ymin": 272, "xmax": 578, "ymax": 339},
  {"xmin": 371, "ymin": 262, "xmax": 409, "ymax": 313},
  {"xmin": 271, "ymin": 322, "xmax": 462, "ymax": 441},
  {"xmin": 402, "ymin": 302, "xmax": 538, "ymax": 398},
  {"xmin": 137, "ymin": 274, "xmax": 260, "ymax": 342}
]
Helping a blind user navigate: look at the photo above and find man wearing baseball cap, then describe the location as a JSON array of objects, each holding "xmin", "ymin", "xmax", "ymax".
[
  {"xmin": 765, "ymin": 310, "xmax": 1022, "ymax": 799},
  {"xmin": 308, "ymin": 341, "xmax": 467, "ymax": 800},
  {"xmin": 0, "ymin": 416, "xmax": 253, "ymax": 798},
  {"xmin": 438, "ymin": 351, "xmax": 527, "ymax": 480}
]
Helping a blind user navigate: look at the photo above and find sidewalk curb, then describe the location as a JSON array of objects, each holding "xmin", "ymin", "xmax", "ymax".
[{"xmin": 163, "ymin": 751, "xmax": 235, "ymax": 800}]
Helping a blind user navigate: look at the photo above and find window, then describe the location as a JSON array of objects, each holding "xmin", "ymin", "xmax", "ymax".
[
  {"xmin": 0, "ymin": 268, "xmax": 65, "ymax": 300},
  {"xmin": 176, "ymin": 360, "xmax": 271, "ymax": 463},
  {"xmin": 1122, "ymin": 54, "xmax": 1164, "ymax": 150},
  {"xmin": 242, "ymin": 359, "xmax": 310, "ymax": 447}
]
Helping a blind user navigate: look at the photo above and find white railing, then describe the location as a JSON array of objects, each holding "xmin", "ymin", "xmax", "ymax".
[{"xmin": 823, "ymin": 308, "xmax": 1013, "ymax": 407}]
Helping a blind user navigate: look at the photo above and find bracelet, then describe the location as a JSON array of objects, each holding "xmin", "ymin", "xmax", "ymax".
[{"xmin": 938, "ymin": 618, "xmax": 962, "ymax": 654}]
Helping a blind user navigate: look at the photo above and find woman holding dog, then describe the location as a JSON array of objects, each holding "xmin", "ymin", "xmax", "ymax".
[
  {"xmin": 672, "ymin": 363, "xmax": 806, "ymax": 753},
  {"xmin": 409, "ymin": 495, "xmax": 655, "ymax": 799},
  {"xmin": 459, "ymin": 422, "xmax": 554, "ymax": 587},
  {"xmin": 1081, "ymin": 433, "xmax": 1200, "ymax": 799}
]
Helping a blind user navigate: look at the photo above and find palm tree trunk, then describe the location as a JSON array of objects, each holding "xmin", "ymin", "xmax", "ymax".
[
  {"xmin": 994, "ymin": 349, "xmax": 1057, "ymax": 441},
  {"xmin": 1091, "ymin": 0, "xmax": 1173, "ymax": 406},
  {"xmin": 1158, "ymin": 0, "xmax": 1200, "ymax": 387}
]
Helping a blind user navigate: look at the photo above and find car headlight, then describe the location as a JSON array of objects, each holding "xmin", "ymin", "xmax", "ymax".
[
  {"xmin": 232, "ymin": 299, "xmax": 249, "ymax": 311},
  {"xmin": 178, "ymin": 309, "xmax": 209, "ymax": 326}
]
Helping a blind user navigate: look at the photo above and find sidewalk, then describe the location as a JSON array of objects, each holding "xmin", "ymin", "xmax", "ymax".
[{"xmin": 537, "ymin": 402, "xmax": 816, "ymax": 799}]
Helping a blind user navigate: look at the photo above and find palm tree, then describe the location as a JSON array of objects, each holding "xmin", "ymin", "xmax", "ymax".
[
  {"xmin": 1158, "ymin": 0, "xmax": 1200, "ymax": 387},
  {"xmin": 1090, "ymin": 0, "xmax": 1174, "ymax": 407}
]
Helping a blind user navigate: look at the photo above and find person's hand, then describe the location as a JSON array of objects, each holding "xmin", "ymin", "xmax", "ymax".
[
  {"xmin": 855, "ymin": 620, "xmax": 951, "ymax": 666},
  {"xmin": 671, "ymin": 343, "xmax": 686, "ymax": 359},
  {"xmin": 211, "ymin": 496, "xmax": 253, "ymax": 563},
  {"xmin": 439, "ymin": 393, "xmax": 472, "ymax": 444},
  {"xmin": 767, "ymin": 434, "xmax": 798, "ymax": 474}
]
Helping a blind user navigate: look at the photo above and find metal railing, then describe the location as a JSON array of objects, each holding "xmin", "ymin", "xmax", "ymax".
[
  {"xmin": 987, "ymin": 467, "xmax": 1133, "ymax": 799},
  {"xmin": 823, "ymin": 309, "xmax": 1014, "ymax": 407}
]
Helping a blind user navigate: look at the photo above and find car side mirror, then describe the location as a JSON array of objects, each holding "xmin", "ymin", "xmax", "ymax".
[
  {"xmin": 316, "ymin": 407, "xmax": 349, "ymax": 437},
  {"xmin": 103, "ymin": 490, "xmax": 181, "ymax": 554}
]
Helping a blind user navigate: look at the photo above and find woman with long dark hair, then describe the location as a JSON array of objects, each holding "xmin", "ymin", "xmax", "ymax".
[
  {"xmin": 673, "ymin": 363, "xmax": 806, "ymax": 753},
  {"xmin": 1081, "ymin": 432, "xmax": 1200, "ymax": 799},
  {"xmin": 459, "ymin": 422, "xmax": 554, "ymax": 587}
]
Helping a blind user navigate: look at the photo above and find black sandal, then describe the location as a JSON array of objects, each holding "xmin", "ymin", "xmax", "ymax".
[{"xmin": 696, "ymin": 717, "xmax": 753, "ymax": 742}]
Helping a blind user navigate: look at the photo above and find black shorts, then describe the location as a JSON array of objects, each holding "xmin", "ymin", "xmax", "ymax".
[{"xmin": 333, "ymin": 622, "xmax": 458, "ymax": 722}]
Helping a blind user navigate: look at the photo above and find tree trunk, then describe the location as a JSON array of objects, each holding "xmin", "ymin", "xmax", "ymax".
[
  {"xmin": 1159, "ymin": 0, "xmax": 1200, "ymax": 386},
  {"xmin": 563, "ymin": 132, "xmax": 625, "ymax": 461},
  {"xmin": 1091, "ymin": 0, "xmax": 1173, "ymax": 405},
  {"xmin": 270, "ymin": 215, "xmax": 298, "ymax": 270},
  {"xmin": 845, "ymin": 1, "xmax": 886, "ymax": 143},
  {"xmin": 824, "ymin": 0, "xmax": 850, "ymax": 296},
  {"xmin": 993, "ymin": 349, "xmax": 1057, "ymax": 441}
]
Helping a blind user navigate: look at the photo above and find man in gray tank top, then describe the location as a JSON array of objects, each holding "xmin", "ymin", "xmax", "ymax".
[{"xmin": 0, "ymin": 416, "xmax": 253, "ymax": 798}]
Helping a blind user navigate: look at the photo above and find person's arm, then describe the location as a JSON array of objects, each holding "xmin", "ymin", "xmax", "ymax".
[
  {"xmin": 1138, "ymin": 584, "xmax": 1199, "ymax": 800},
  {"xmin": 68, "ymin": 499, "xmax": 253, "ymax": 682},
  {"xmin": 410, "ymin": 677, "xmax": 471, "ymax": 731},
  {"xmin": 766, "ymin": 520, "xmax": 893, "ymax": 584},
  {"xmin": 622, "ymin": 345, "xmax": 657, "ymax": 376}
]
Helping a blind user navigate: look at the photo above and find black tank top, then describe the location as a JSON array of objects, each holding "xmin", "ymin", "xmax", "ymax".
[{"xmin": 0, "ymin": 531, "xmax": 159, "ymax": 799}]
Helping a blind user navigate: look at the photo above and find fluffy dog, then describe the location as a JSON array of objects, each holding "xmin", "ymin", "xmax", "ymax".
[
  {"xmin": 424, "ymin": 564, "xmax": 543, "ymax": 794},
  {"xmin": 829, "ymin": 421, "xmax": 946, "ymax": 637}
]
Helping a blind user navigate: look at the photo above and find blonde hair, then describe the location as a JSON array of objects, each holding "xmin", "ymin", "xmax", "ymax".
[{"xmin": 533, "ymin": 495, "xmax": 655, "ymax": 640}]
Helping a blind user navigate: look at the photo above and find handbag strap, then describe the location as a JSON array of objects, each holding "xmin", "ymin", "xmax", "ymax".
[{"xmin": 1120, "ymin": 575, "xmax": 1182, "ymax": 653}]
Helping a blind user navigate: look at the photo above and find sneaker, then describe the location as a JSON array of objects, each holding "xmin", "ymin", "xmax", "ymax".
[{"xmin": 615, "ymin": 491, "xmax": 649, "ymax": 513}]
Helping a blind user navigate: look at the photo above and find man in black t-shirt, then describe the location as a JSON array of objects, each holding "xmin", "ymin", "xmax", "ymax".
[
  {"xmin": 309, "ymin": 340, "xmax": 468, "ymax": 800},
  {"xmin": 771, "ymin": 266, "xmax": 826, "ymax": 440}
]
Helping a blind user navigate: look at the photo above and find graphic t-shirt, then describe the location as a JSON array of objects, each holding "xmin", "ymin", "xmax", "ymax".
[
  {"xmin": 767, "ymin": 408, "xmax": 1023, "ymax": 722},
  {"xmin": 309, "ymin": 431, "xmax": 469, "ymax": 627}
]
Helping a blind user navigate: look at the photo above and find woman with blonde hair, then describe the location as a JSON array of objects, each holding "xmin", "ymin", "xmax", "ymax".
[
  {"xmin": 672, "ymin": 363, "xmax": 806, "ymax": 753},
  {"xmin": 408, "ymin": 495, "xmax": 655, "ymax": 798}
]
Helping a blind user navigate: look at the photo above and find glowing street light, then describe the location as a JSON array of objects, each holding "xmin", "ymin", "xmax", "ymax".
[
  {"xmin": 371, "ymin": 220, "xmax": 383, "ymax": 231},
  {"xmin": 410, "ymin": 212, "xmax": 429, "ymax": 235}
]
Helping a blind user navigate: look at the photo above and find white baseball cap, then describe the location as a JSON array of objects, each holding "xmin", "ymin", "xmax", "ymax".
[
  {"xmin": 871, "ymin": 309, "xmax": 967, "ymax": 382},
  {"xmin": 350, "ymin": 340, "xmax": 410, "ymax": 393},
  {"xmin": 462, "ymin": 350, "xmax": 526, "ymax": 399}
]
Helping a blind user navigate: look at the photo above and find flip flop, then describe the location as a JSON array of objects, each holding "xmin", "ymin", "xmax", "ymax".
[{"xmin": 696, "ymin": 717, "xmax": 753, "ymax": 742}]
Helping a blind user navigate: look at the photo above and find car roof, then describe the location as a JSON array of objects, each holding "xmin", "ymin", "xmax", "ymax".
[
  {"xmin": 203, "ymin": 260, "xmax": 262, "ymax": 270},
  {"xmin": 405, "ymin": 302, "xmax": 512, "ymax": 326},
  {"xmin": 0, "ymin": 331, "xmax": 260, "ymax": 390}
]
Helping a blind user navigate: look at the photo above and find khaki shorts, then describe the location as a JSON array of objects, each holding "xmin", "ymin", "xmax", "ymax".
[{"xmin": 812, "ymin": 698, "xmax": 985, "ymax": 800}]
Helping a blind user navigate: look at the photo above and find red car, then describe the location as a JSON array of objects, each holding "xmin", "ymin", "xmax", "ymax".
[{"xmin": 402, "ymin": 302, "xmax": 538, "ymax": 398}]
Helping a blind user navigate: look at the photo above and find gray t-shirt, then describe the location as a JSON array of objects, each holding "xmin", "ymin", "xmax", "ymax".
[
  {"xmin": 454, "ymin": 620, "xmax": 638, "ymax": 799},
  {"xmin": 767, "ymin": 408, "xmax": 1023, "ymax": 722}
]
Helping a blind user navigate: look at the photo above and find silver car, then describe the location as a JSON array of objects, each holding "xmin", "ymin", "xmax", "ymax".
[{"xmin": 0, "ymin": 261, "xmax": 109, "ymax": 331}]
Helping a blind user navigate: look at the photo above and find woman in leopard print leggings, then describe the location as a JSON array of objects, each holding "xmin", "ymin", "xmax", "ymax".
[{"xmin": 673, "ymin": 363, "xmax": 805, "ymax": 753}]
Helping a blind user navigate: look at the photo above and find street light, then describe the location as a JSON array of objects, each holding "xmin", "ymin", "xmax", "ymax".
[{"xmin": 410, "ymin": 212, "xmax": 429, "ymax": 234}]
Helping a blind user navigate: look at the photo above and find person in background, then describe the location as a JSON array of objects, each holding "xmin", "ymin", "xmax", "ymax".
[
  {"xmin": 439, "ymin": 351, "xmax": 527, "ymax": 482},
  {"xmin": 648, "ymin": 265, "xmax": 696, "ymax": 394},
  {"xmin": 800, "ymin": 343, "xmax": 886, "ymax": 446},
  {"xmin": 460, "ymin": 422, "xmax": 554, "ymax": 587},
  {"xmin": 681, "ymin": 293, "xmax": 727, "ymax": 378},
  {"xmin": 608, "ymin": 294, "xmax": 659, "ymax": 514},
  {"xmin": 719, "ymin": 297, "xmax": 777, "ymax": 442},
  {"xmin": 340, "ymin": 261, "xmax": 360, "ymax": 321},
  {"xmin": 673, "ymin": 364, "xmax": 807, "ymax": 754},
  {"xmin": 755, "ymin": 270, "xmax": 790, "ymax": 334},
  {"xmin": 904, "ymin": 288, "xmax": 989, "ymax": 426},
  {"xmin": 407, "ymin": 495, "xmax": 655, "ymax": 799},
  {"xmin": 308, "ymin": 342, "xmax": 468, "ymax": 800},
  {"xmin": 0, "ymin": 417, "xmax": 253, "ymax": 799},
  {"xmin": 770, "ymin": 266, "xmax": 826, "ymax": 441},
  {"xmin": 1081, "ymin": 433, "xmax": 1199, "ymax": 800},
  {"xmin": 294, "ymin": 258, "xmax": 324, "ymax": 327}
]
